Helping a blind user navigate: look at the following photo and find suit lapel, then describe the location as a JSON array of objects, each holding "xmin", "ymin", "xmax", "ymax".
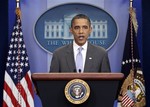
[
  {"xmin": 66, "ymin": 44, "xmax": 76, "ymax": 72},
  {"xmin": 84, "ymin": 43, "xmax": 94, "ymax": 72}
]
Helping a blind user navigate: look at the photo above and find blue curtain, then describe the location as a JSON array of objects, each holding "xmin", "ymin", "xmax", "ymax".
[
  {"xmin": 142, "ymin": 1, "xmax": 150, "ymax": 106},
  {"xmin": 0, "ymin": 0, "xmax": 8, "ymax": 106}
]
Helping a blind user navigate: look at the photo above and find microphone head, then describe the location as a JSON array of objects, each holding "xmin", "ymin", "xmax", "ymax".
[{"xmin": 79, "ymin": 69, "xmax": 81, "ymax": 73}]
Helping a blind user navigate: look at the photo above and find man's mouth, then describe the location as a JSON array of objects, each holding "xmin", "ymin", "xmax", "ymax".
[{"xmin": 78, "ymin": 36, "xmax": 84, "ymax": 40}]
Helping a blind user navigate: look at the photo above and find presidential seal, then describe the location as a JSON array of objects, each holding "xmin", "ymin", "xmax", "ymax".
[{"xmin": 64, "ymin": 79, "xmax": 90, "ymax": 104}]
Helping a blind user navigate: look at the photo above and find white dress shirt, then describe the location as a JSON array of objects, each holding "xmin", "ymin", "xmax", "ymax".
[{"xmin": 73, "ymin": 41, "xmax": 87, "ymax": 72}]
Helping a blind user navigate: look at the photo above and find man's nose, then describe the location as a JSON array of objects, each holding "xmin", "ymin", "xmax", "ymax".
[{"xmin": 79, "ymin": 28, "xmax": 83, "ymax": 33}]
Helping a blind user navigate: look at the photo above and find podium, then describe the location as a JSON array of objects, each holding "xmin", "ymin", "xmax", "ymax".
[{"xmin": 32, "ymin": 73, "xmax": 124, "ymax": 107}]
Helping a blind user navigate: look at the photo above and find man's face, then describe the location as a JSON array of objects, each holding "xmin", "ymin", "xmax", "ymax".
[{"xmin": 70, "ymin": 19, "xmax": 92, "ymax": 46}]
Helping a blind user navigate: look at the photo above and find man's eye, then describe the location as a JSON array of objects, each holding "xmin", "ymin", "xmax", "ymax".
[
  {"xmin": 74, "ymin": 26, "xmax": 79, "ymax": 29},
  {"xmin": 83, "ymin": 26, "xmax": 88, "ymax": 29}
]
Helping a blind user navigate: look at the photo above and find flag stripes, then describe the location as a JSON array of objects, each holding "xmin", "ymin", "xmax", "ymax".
[
  {"xmin": 3, "ymin": 70, "xmax": 34, "ymax": 107},
  {"xmin": 122, "ymin": 93, "xmax": 134, "ymax": 107}
]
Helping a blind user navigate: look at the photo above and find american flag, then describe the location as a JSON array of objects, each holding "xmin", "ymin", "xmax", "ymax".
[
  {"xmin": 121, "ymin": 90, "xmax": 134, "ymax": 107},
  {"xmin": 3, "ymin": 12, "xmax": 34, "ymax": 107}
]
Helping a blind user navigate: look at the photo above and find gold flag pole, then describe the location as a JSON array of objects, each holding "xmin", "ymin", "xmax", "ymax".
[
  {"xmin": 15, "ymin": 0, "xmax": 22, "ymax": 106},
  {"xmin": 130, "ymin": 0, "xmax": 134, "ymax": 71},
  {"xmin": 130, "ymin": 0, "xmax": 137, "ymax": 106}
]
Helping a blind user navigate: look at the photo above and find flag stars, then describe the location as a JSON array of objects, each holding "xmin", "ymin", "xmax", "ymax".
[
  {"xmin": 20, "ymin": 68, "xmax": 23, "ymax": 72},
  {"xmin": 7, "ymin": 57, "xmax": 11, "ymax": 61},
  {"xmin": 16, "ymin": 56, "xmax": 19, "ymax": 60},
  {"xmin": 11, "ymin": 63, "xmax": 14, "ymax": 67},
  {"xmin": 139, "ymin": 60, "xmax": 141, "ymax": 63},
  {"xmin": 135, "ymin": 59, "xmax": 139, "ymax": 62},
  {"xmin": 20, "ymin": 32, "xmax": 23, "ymax": 36},
  {"xmin": 8, "ymin": 50, "xmax": 12, "ymax": 55},
  {"xmin": 23, "ymin": 44, "xmax": 25, "ymax": 48},
  {"xmin": 13, "ymin": 26, "xmax": 16, "ymax": 30},
  {"xmin": 19, "ymin": 38, "xmax": 22, "ymax": 42},
  {"xmin": 122, "ymin": 59, "xmax": 140, "ymax": 65},
  {"xmin": 26, "ymin": 57, "xmax": 28, "ymax": 61},
  {"xmin": 11, "ymin": 38, "xmax": 14, "ymax": 42},
  {"xmin": 10, "ymin": 44, "xmax": 13, "ymax": 49},
  {"xmin": 14, "ymin": 44, "xmax": 17, "ymax": 48},
  {"xmin": 137, "ymin": 76, "xmax": 141, "ymax": 80},
  {"xmin": 14, "ymin": 75, "xmax": 17, "ymax": 79},
  {"xmin": 125, "ymin": 60, "xmax": 129, "ymax": 63},
  {"xmin": 10, "ymin": 69, "xmax": 13, "ymax": 73},
  {"xmin": 15, "ymin": 38, "xmax": 18, "ymax": 42},
  {"xmin": 21, "ymin": 56, "xmax": 25, "ymax": 60},
  {"xmin": 6, "ymin": 62, "xmax": 10, "ymax": 67},
  {"xmin": 12, "ymin": 32, "xmax": 16, "ymax": 36},
  {"xmin": 15, "ymin": 62, "xmax": 19, "ymax": 66},
  {"xmin": 12, "ymin": 56, "xmax": 15, "ymax": 60},
  {"xmin": 20, "ymin": 62, "xmax": 24, "ymax": 67},
  {"xmin": 122, "ymin": 61, "xmax": 125, "ymax": 65},
  {"xmin": 25, "ymin": 63, "xmax": 28, "ymax": 67},
  {"xmin": 14, "ymin": 69, "xmax": 18, "ymax": 73},
  {"xmin": 22, "ymin": 50, "xmax": 25, "ymax": 54},
  {"xmin": 13, "ymin": 50, "xmax": 16, "ymax": 54}
]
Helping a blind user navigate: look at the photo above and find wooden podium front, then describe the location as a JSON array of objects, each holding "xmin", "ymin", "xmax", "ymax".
[{"xmin": 32, "ymin": 73, "xmax": 124, "ymax": 107}]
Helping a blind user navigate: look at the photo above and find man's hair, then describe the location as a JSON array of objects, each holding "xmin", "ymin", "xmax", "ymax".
[{"xmin": 71, "ymin": 14, "xmax": 91, "ymax": 27}]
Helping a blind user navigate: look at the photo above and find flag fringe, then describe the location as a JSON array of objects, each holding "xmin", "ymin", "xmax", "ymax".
[
  {"xmin": 15, "ymin": 8, "xmax": 21, "ymax": 17},
  {"xmin": 129, "ymin": 7, "xmax": 138, "ymax": 34}
]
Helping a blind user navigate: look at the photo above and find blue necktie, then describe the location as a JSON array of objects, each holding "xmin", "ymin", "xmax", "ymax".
[{"xmin": 76, "ymin": 47, "xmax": 83, "ymax": 73}]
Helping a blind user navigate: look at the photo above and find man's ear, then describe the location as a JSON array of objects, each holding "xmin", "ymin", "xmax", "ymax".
[
  {"xmin": 90, "ymin": 27, "xmax": 92, "ymax": 33},
  {"xmin": 69, "ymin": 27, "xmax": 73, "ymax": 33}
]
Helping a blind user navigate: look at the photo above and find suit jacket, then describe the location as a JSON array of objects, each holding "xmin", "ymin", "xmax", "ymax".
[{"xmin": 50, "ymin": 42, "xmax": 111, "ymax": 72}]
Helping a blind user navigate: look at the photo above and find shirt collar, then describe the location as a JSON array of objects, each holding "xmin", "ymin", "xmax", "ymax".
[{"xmin": 73, "ymin": 41, "xmax": 88, "ymax": 51}]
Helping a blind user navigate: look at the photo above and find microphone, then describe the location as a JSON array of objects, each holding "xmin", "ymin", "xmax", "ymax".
[{"xmin": 78, "ymin": 69, "xmax": 81, "ymax": 73}]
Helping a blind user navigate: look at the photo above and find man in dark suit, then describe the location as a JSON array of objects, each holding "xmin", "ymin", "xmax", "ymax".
[{"xmin": 50, "ymin": 14, "xmax": 111, "ymax": 73}]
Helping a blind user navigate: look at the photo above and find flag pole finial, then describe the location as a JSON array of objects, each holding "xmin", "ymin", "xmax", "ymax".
[
  {"xmin": 15, "ymin": 0, "xmax": 21, "ymax": 17},
  {"xmin": 130, "ymin": 0, "xmax": 133, "ymax": 8},
  {"xmin": 16, "ymin": 0, "xmax": 20, "ymax": 8}
]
